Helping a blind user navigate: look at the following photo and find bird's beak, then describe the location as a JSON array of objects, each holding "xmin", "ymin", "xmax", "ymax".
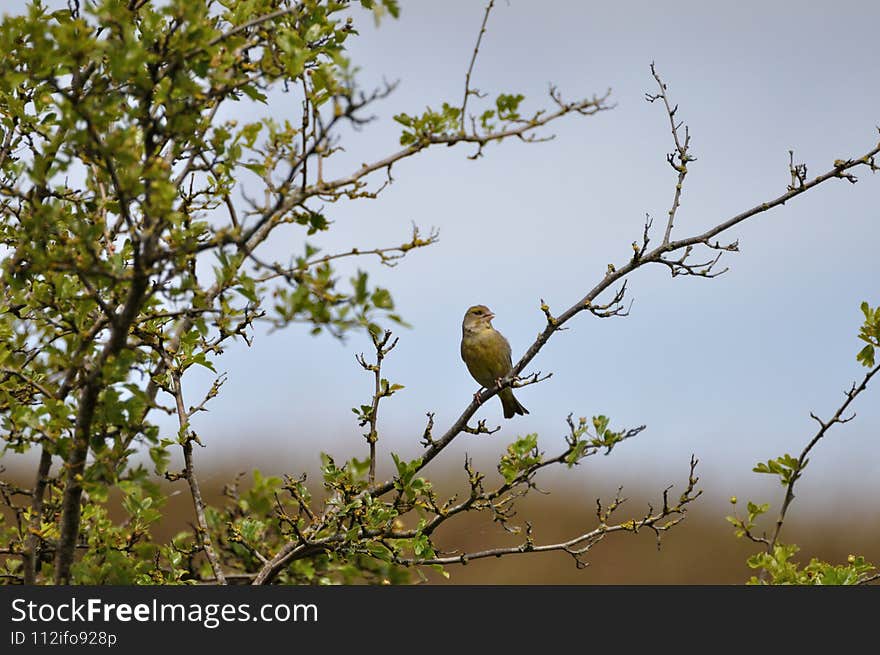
[{"xmin": 485, "ymin": 312, "xmax": 495, "ymax": 321}]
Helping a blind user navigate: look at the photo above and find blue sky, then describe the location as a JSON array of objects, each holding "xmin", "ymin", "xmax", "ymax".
[
  {"xmin": 203, "ymin": 1, "xmax": 880, "ymax": 519},
  {"xmin": 5, "ymin": 1, "xmax": 880, "ymax": 521}
]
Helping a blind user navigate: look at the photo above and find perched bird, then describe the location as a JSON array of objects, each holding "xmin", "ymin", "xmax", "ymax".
[{"xmin": 460, "ymin": 305, "xmax": 528, "ymax": 419}]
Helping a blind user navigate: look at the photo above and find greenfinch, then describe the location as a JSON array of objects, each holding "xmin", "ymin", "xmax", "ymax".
[{"xmin": 460, "ymin": 305, "xmax": 528, "ymax": 419}]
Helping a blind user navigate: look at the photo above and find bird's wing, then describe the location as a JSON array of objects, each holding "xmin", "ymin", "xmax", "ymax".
[{"xmin": 501, "ymin": 332, "xmax": 513, "ymax": 368}]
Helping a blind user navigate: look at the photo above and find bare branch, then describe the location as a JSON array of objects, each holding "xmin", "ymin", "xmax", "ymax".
[
  {"xmin": 586, "ymin": 282, "xmax": 630, "ymax": 318},
  {"xmin": 420, "ymin": 412, "xmax": 436, "ymax": 447},
  {"xmin": 461, "ymin": 419, "xmax": 500, "ymax": 436},
  {"xmin": 396, "ymin": 456, "xmax": 701, "ymax": 567},
  {"xmin": 254, "ymin": 225, "xmax": 439, "ymax": 283},
  {"xmin": 646, "ymin": 63, "xmax": 696, "ymax": 245},
  {"xmin": 460, "ymin": 1, "xmax": 495, "ymax": 132}
]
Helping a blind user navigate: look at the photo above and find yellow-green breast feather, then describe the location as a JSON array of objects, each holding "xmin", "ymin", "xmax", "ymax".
[{"xmin": 460, "ymin": 328, "xmax": 512, "ymax": 387}]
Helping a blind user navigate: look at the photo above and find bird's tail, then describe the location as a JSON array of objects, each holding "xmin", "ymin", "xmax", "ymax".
[{"xmin": 500, "ymin": 388, "xmax": 529, "ymax": 419}]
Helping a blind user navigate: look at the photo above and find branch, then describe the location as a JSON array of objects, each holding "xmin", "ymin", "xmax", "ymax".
[
  {"xmin": 54, "ymin": 273, "xmax": 150, "ymax": 584},
  {"xmin": 169, "ymin": 367, "xmax": 227, "ymax": 584},
  {"xmin": 766, "ymin": 362, "xmax": 880, "ymax": 556},
  {"xmin": 253, "ymin": 225, "xmax": 439, "ymax": 283},
  {"xmin": 460, "ymin": 0, "xmax": 495, "ymax": 132},
  {"xmin": 53, "ymin": 81, "xmax": 138, "ymax": 246},
  {"xmin": 0, "ymin": 367, "xmax": 56, "ymax": 400},
  {"xmin": 197, "ymin": 85, "xmax": 399, "ymax": 256},
  {"xmin": 0, "ymin": 120, "xmax": 17, "ymax": 170},
  {"xmin": 321, "ymin": 90, "xmax": 612, "ymax": 197},
  {"xmin": 645, "ymin": 63, "xmax": 696, "ymax": 245},
  {"xmin": 23, "ymin": 448, "xmax": 53, "ymax": 585},
  {"xmin": 171, "ymin": 101, "xmax": 222, "ymax": 188},
  {"xmin": 412, "ymin": 417, "xmax": 647, "ymax": 540},
  {"xmin": 355, "ymin": 330, "xmax": 399, "ymax": 485},
  {"xmin": 396, "ymin": 456, "xmax": 701, "ymax": 567},
  {"xmin": 207, "ymin": 6, "xmax": 299, "ymax": 48}
]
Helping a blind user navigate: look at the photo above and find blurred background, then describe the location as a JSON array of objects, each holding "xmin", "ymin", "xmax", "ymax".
[{"xmin": 3, "ymin": 0, "xmax": 880, "ymax": 582}]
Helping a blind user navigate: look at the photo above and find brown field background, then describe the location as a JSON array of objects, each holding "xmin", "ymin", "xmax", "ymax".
[{"xmin": 4, "ymin": 450, "xmax": 878, "ymax": 585}]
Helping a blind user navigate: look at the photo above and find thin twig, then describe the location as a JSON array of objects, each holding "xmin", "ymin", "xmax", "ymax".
[
  {"xmin": 253, "ymin": 226, "xmax": 439, "ymax": 283},
  {"xmin": 396, "ymin": 456, "xmax": 700, "ymax": 567},
  {"xmin": 766, "ymin": 362, "xmax": 880, "ymax": 556},
  {"xmin": 322, "ymin": 91, "xmax": 611, "ymax": 197},
  {"xmin": 355, "ymin": 330, "xmax": 398, "ymax": 485},
  {"xmin": 0, "ymin": 368, "xmax": 55, "ymax": 399},
  {"xmin": 460, "ymin": 0, "xmax": 495, "ymax": 132},
  {"xmin": 170, "ymin": 368, "xmax": 227, "ymax": 584},
  {"xmin": 646, "ymin": 62, "xmax": 695, "ymax": 245}
]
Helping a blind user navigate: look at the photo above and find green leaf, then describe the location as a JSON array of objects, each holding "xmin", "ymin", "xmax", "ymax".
[
  {"xmin": 371, "ymin": 287, "xmax": 393, "ymax": 310},
  {"xmin": 240, "ymin": 85, "xmax": 268, "ymax": 103}
]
